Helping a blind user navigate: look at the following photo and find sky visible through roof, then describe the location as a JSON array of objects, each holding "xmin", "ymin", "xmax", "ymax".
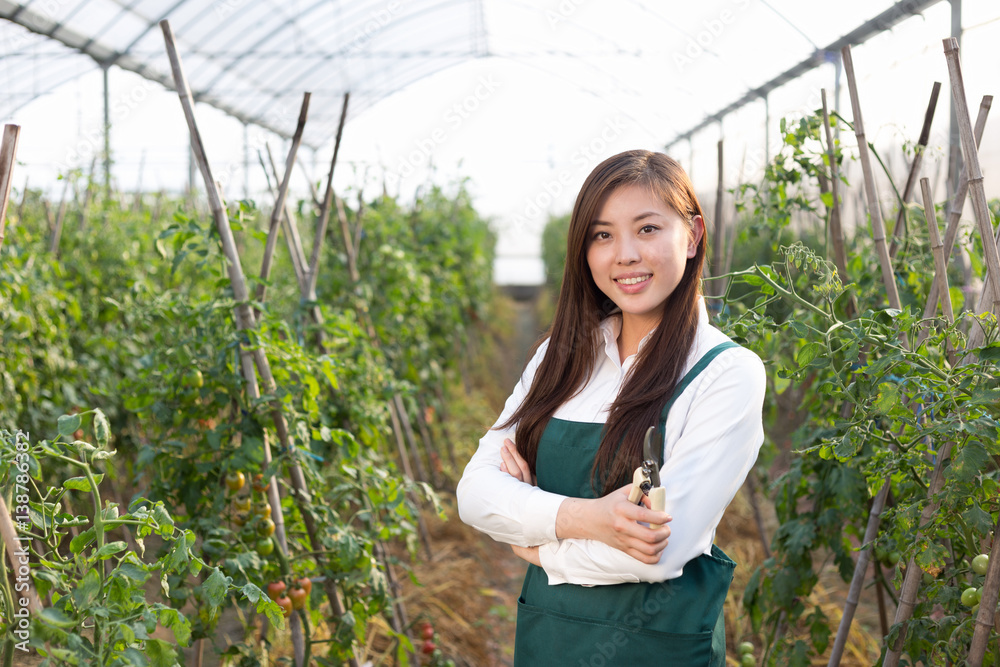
[{"xmin": 2, "ymin": 0, "xmax": 999, "ymax": 284}]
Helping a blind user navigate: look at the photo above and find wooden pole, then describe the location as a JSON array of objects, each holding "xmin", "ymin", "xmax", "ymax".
[
  {"xmin": 925, "ymin": 96, "xmax": 991, "ymax": 317},
  {"xmin": 0, "ymin": 125, "xmax": 21, "ymax": 253},
  {"xmin": 888, "ymin": 82, "xmax": 941, "ymax": 259},
  {"xmin": 255, "ymin": 92, "xmax": 311, "ymax": 308},
  {"xmin": 0, "ymin": 496, "xmax": 43, "ymax": 614},
  {"xmin": 827, "ymin": 483, "xmax": 891, "ymax": 666},
  {"xmin": 841, "ymin": 45, "xmax": 901, "ymax": 311},
  {"xmin": 307, "ymin": 92, "xmax": 350, "ymax": 300},
  {"xmin": 712, "ymin": 138, "xmax": 725, "ymax": 306},
  {"xmin": 944, "ymin": 38, "xmax": 1000, "ymax": 344},
  {"xmin": 260, "ymin": 146, "xmax": 308, "ymax": 294},
  {"xmin": 159, "ymin": 21, "xmax": 358, "ymax": 667},
  {"xmin": 820, "ymin": 90, "xmax": 846, "ymax": 274},
  {"xmin": 968, "ymin": 510, "xmax": 1000, "ymax": 666},
  {"xmin": 915, "ymin": 178, "xmax": 956, "ymax": 346},
  {"xmin": 47, "ymin": 179, "xmax": 71, "ymax": 255}
]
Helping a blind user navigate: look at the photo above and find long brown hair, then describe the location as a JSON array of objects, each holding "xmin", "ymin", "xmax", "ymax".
[{"xmin": 499, "ymin": 150, "xmax": 708, "ymax": 495}]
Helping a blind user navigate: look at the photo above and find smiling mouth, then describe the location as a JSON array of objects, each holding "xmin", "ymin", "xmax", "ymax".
[{"xmin": 615, "ymin": 275, "xmax": 651, "ymax": 286}]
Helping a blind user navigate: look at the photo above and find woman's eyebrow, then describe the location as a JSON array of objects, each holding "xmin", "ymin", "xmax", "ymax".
[{"xmin": 590, "ymin": 211, "xmax": 664, "ymax": 226}]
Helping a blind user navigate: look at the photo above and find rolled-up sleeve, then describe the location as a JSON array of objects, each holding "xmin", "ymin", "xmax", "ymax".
[
  {"xmin": 536, "ymin": 348, "xmax": 766, "ymax": 585},
  {"xmin": 456, "ymin": 340, "xmax": 568, "ymax": 547}
]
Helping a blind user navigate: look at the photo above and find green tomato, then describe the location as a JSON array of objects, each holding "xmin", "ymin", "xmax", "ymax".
[
  {"xmin": 740, "ymin": 653, "xmax": 756, "ymax": 667},
  {"xmin": 184, "ymin": 368, "xmax": 204, "ymax": 388},
  {"xmin": 962, "ymin": 587, "xmax": 979, "ymax": 607},
  {"xmin": 255, "ymin": 537, "xmax": 274, "ymax": 556},
  {"xmin": 739, "ymin": 641, "xmax": 755, "ymax": 655},
  {"xmin": 885, "ymin": 551, "xmax": 901, "ymax": 567},
  {"xmin": 977, "ymin": 587, "xmax": 983, "ymax": 603},
  {"xmin": 972, "ymin": 554, "xmax": 989, "ymax": 576}
]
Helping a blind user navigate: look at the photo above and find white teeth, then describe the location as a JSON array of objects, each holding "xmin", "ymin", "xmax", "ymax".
[{"xmin": 617, "ymin": 275, "xmax": 650, "ymax": 286}]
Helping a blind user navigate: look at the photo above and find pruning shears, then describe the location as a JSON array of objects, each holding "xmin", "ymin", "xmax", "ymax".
[{"xmin": 626, "ymin": 426, "xmax": 666, "ymax": 512}]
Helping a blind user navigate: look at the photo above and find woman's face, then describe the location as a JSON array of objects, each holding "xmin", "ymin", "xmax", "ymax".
[{"xmin": 585, "ymin": 184, "xmax": 704, "ymax": 332}]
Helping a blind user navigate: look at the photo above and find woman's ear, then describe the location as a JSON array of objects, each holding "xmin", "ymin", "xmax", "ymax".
[{"xmin": 688, "ymin": 215, "xmax": 706, "ymax": 258}]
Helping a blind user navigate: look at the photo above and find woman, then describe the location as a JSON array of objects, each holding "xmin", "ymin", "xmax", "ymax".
[{"xmin": 457, "ymin": 150, "xmax": 765, "ymax": 666}]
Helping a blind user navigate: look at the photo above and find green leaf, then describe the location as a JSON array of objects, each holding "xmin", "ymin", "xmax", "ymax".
[
  {"xmin": 201, "ymin": 568, "xmax": 231, "ymax": 607},
  {"xmin": 63, "ymin": 474, "xmax": 104, "ymax": 492},
  {"xmin": 145, "ymin": 638, "xmax": 179, "ymax": 667},
  {"xmin": 158, "ymin": 607, "xmax": 192, "ymax": 646},
  {"xmin": 873, "ymin": 382, "xmax": 900, "ymax": 414},
  {"xmin": 72, "ymin": 568, "xmax": 101, "ymax": 609},
  {"xmin": 797, "ymin": 342, "xmax": 824, "ymax": 367},
  {"xmin": 96, "ymin": 541, "xmax": 127, "ymax": 560},
  {"xmin": 57, "ymin": 413, "xmax": 82, "ymax": 437},
  {"xmin": 70, "ymin": 528, "xmax": 96, "ymax": 555},
  {"xmin": 93, "ymin": 409, "xmax": 111, "ymax": 447},
  {"xmin": 38, "ymin": 607, "xmax": 76, "ymax": 628}
]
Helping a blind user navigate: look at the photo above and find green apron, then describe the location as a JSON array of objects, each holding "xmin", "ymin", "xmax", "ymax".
[{"xmin": 515, "ymin": 342, "xmax": 739, "ymax": 667}]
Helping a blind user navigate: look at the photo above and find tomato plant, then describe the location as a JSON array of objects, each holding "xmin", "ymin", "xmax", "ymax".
[{"xmin": 723, "ymin": 109, "xmax": 1000, "ymax": 664}]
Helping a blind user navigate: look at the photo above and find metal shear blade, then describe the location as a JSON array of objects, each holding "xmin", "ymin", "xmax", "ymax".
[{"xmin": 641, "ymin": 425, "xmax": 661, "ymax": 489}]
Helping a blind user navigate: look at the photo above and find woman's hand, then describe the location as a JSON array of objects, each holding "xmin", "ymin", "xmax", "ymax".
[
  {"xmin": 499, "ymin": 438, "xmax": 536, "ymax": 486},
  {"xmin": 511, "ymin": 544, "xmax": 541, "ymax": 566},
  {"xmin": 555, "ymin": 485, "xmax": 671, "ymax": 564}
]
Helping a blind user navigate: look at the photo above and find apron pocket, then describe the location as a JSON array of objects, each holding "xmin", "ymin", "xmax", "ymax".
[{"xmin": 515, "ymin": 597, "xmax": 714, "ymax": 667}]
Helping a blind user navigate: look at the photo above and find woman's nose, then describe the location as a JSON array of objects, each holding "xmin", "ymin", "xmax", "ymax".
[{"xmin": 616, "ymin": 238, "xmax": 640, "ymax": 264}]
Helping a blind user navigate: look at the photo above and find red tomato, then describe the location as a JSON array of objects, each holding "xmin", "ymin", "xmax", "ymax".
[
  {"xmin": 289, "ymin": 586, "xmax": 308, "ymax": 610},
  {"xmin": 276, "ymin": 596, "xmax": 293, "ymax": 618},
  {"xmin": 266, "ymin": 581, "xmax": 286, "ymax": 600}
]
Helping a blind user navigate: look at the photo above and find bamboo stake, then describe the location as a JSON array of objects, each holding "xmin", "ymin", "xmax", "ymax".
[
  {"xmin": 47, "ymin": 178, "xmax": 71, "ymax": 255},
  {"xmin": 924, "ymin": 96, "xmax": 991, "ymax": 320},
  {"xmin": 0, "ymin": 125, "xmax": 21, "ymax": 253},
  {"xmin": 821, "ymin": 91, "xmax": 849, "ymax": 285},
  {"xmin": 944, "ymin": 39, "xmax": 1000, "ymax": 318},
  {"xmin": 159, "ymin": 21, "xmax": 358, "ymax": 667},
  {"xmin": 393, "ymin": 393, "xmax": 429, "ymax": 484},
  {"xmin": 255, "ymin": 93, "xmax": 310, "ymax": 308},
  {"xmin": 841, "ymin": 45, "xmax": 901, "ymax": 311},
  {"xmin": 336, "ymin": 194, "xmax": 360, "ymax": 283},
  {"xmin": 0, "ymin": 496, "xmax": 43, "ymax": 614},
  {"xmin": 914, "ymin": 178, "xmax": 956, "ymax": 354},
  {"xmin": 413, "ymin": 395, "xmax": 443, "ymax": 488},
  {"xmin": 307, "ymin": 92, "xmax": 349, "ymax": 301},
  {"xmin": 711, "ymin": 139, "xmax": 726, "ymax": 306},
  {"xmin": 387, "ymin": 400, "xmax": 433, "ymax": 561},
  {"xmin": 16, "ymin": 176, "xmax": 28, "ymax": 226},
  {"xmin": 882, "ymin": 436, "xmax": 954, "ymax": 666},
  {"xmin": 968, "ymin": 510, "xmax": 1000, "ymax": 667},
  {"xmin": 260, "ymin": 147, "xmax": 307, "ymax": 294},
  {"xmin": 888, "ymin": 82, "xmax": 941, "ymax": 259},
  {"xmin": 827, "ymin": 483, "xmax": 891, "ymax": 666}
]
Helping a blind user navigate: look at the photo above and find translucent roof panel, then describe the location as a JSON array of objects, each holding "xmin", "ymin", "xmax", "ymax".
[
  {"xmin": 2, "ymin": 0, "xmax": 951, "ymax": 152},
  {"xmin": 1, "ymin": 0, "xmax": 486, "ymax": 148}
]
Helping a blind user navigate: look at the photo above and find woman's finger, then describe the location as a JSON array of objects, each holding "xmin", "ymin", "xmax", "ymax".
[
  {"xmin": 503, "ymin": 438, "xmax": 534, "ymax": 484},
  {"xmin": 499, "ymin": 444, "xmax": 522, "ymax": 481}
]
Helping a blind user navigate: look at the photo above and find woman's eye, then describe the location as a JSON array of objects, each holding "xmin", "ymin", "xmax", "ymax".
[
  {"xmin": 592, "ymin": 231, "xmax": 610, "ymax": 241},
  {"xmin": 639, "ymin": 225, "xmax": 658, "ymax": 234}
]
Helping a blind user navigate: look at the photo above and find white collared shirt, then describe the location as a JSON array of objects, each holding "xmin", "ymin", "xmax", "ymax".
[{"xmin": 456, "ymin": 299, "xmax": 766, "ymax": 585}]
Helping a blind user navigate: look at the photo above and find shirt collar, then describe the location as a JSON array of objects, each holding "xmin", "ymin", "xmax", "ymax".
[{"xmin": 597, "ymin": 297, "xmax": 710, "ymax": 364}]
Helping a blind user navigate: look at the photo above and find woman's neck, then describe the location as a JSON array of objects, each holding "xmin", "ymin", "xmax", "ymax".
[{"xmin": 617, "ymin": 314, "xmax": 660, "ymax": 360}]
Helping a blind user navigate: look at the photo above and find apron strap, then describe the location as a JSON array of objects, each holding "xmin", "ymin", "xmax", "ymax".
[{"xmin": 659, "ymin": 340, "xmax": 740, "ymax": 422}]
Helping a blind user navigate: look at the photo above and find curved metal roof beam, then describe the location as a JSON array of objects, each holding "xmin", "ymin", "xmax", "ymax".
[
  {"xmin": 0, "ymin": 4, "xmax": 297, "ymax": 140},
  {"xmin": 106, "ymin": 0, "xmax": 198, "ymax": 67},
  {"xmin": 238, "ymin": 0, "xmax": 478, "ymax": 113}
]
